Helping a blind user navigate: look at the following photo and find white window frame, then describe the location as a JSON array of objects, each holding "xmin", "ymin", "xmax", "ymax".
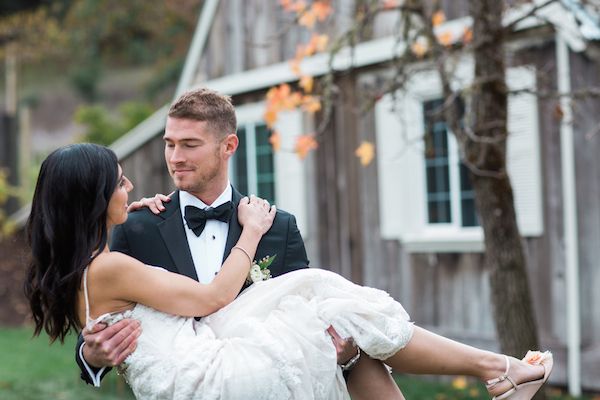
[
  {"xmin": 422, "ymin": 103, "xmax": 479, "ymax": 230},
  {"xmin": 232, "ymin": 116, "xmax": 272, "ymax": 200},
  {"xmin": 231, "ymin": 102, "xmax": 308, "ymax": 237},
  {"xmin": 375, "ymin": 61, "xmax": 543, "ymax": 252}
]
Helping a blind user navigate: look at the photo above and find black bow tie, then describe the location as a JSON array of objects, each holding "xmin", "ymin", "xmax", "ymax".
[{"xmin": 184, "ymin": 202, "xmax": 233, "ymax": 237}]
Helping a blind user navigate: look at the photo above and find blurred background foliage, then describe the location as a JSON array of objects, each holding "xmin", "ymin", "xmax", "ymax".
[
  {"xmin": 0, "ymin": 0, "xmax": 201, "ymax": 122},
  {"xmin": 0, "ymin": 0, "xmax": 202, "ymax": 216}
]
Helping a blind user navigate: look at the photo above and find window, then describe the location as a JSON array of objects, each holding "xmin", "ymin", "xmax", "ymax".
[
  {"xmin": 233, "ymin": 122, "xmax": 276, "ymax": 203},
  {"xmin": 423, "ymin": 99, "xmax": 478, "ymax": 227},
  {"xmin": 375, "ymin": 65, "xmax": 542, "ymax": 251}
]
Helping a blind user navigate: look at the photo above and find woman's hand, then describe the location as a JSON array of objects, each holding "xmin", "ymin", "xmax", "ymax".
[
  {"xmin": 237, "ymin": 195, "xmax": 276, "ymax": 236},
  {"xmin": 127, "ymin": 192, "xmax": 173, "ymax": 214}
]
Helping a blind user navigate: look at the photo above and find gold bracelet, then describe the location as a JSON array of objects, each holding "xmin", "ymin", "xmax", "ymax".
[{"xmin": 232, "ymin": 246, "xmax": 252, "ymax": 266}]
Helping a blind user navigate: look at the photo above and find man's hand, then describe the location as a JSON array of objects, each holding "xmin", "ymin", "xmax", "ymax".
[
  {"xmin": 82, "ymin": 319, "xmax": 141, "ymax": 368},
  {"xmin": 127, "ymin": 192, "xmax": 173, "ymax": 214},
  {"xmin": 327, "ymin": 325, "xmax": 358, "ymax": 364}
]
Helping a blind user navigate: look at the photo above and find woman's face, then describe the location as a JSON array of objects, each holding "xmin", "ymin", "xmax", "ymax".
[{"xmin": 107, "ymin": 165, "xmax": 133, "ymax": 227}]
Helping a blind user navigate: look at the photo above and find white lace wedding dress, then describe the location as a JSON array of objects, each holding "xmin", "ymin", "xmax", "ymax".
[{"xmin": 84, "ymin": 268, "xmax": 414, "ymax": 400}]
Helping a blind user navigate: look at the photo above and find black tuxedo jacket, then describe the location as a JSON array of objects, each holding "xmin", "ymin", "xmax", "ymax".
[{"xmin": 76, "ymin": 187, "xmax": 309, "ymax": 385}]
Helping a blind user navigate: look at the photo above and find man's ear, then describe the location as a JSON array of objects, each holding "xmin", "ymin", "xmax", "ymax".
[{"xmin": 222, "ymin": 133, "xmax": 239, "ymax": 158}]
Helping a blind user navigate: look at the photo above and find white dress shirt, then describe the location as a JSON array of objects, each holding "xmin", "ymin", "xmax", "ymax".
[{"xmin": 179, "ymin": 185, "xmax": 232, "ymax": 284}]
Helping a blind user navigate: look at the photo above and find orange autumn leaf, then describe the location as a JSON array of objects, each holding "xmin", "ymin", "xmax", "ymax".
[
  {"xmin": 286, "ymin": 91, "xmax": 303, "ymax": 109},
  {"xmin": 299, "ymin": 9, "xmax": 317, "ymax": 28},
  {"xmin": 295, "ymin": 43, "xmax": 307, "ymax": 59},
  {"xmin": 312, "ymin": 1, "xmax": 333, "ymax": 21},
  {"xmin": 302, "ymin": 95, "xmax": 322, "ymax": 113},
  {"xmin": 289, "ymin": 58, "xmax": 302, "ymax": 76},
  {"xmin": 382, "ymin": 0, "xmax": 399, "ymax": 10},
  {"xmin": 269, "ymin": 131, "xmax": 281, "ymax": 151},
  {"xmin": 355, "ymin": 141, "xmax": 375, "ymax": 166},
  {"xmin": 264, "ymin": 108, "xmax": 279, "ymax": 128},
  {"xmin": 278, "ymin": 83, "xmax": 292, "ymax": 98},
  {"xmin": 436, "ymin": 30, "xmax": 453, "ymax": 46},
  {"xmin": 266, "ymin": 86, "xmax": 280, "ymax": 102},
  {"xmin": 310, "ymin": 33, "xmax": 329, "ymax": 52},
  {"xmin": 291, "ymin": 0, "xmax": 307, "ymax": 13},
  {"xmin": 462, "ymin": 27, "xmax": 473, "ymax": 44},
  {"xmin": 266, "ymin": 84, "xmax": 292, "ymax": 105},
  {"xmin": 265, "ymin": 84, "xmax": 304, "ymax": 126},
  {"xmin": 303, "ymin": 34, "xmax": 329, "ymax": 57},
  {"xmin": 279, "ymin": 0, "xmax": 294, "ymax": 12},
  {"xmin": 266, "ymin": 84, "xmax": 291, "ymax": 107},
  {"xmin": 432, "ymin": 10, "xmax": 446, "ymax": 27},
  {"xmin": 411, "ymin": 38, "xmax": 429, "ymax": 58},
  {"xmin": 295, "ymin": 134, "xmax": 318, "ymax": 159},
  {"xmin": 299, "ymin": 75, "xmax": 314, "ymax": 93}
]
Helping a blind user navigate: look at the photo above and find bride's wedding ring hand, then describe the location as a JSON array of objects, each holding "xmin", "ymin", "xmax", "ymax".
[
  {"xmin": 238, "ymin": 195, "xmax": 276, "ymax": 236},
  {"xmin": 127, "ymin": 192, "xmax": 174, "ymax": 214}
]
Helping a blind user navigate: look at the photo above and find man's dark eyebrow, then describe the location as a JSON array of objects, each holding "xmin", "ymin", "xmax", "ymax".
[{"xmin": 162, "ymin": 137, "xmax": 204, "ymax": 143}]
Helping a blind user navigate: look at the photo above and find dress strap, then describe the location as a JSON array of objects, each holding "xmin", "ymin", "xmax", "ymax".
[{"xmin": 83, "ymin": 267, "xmax": 92, "ymax": 324}]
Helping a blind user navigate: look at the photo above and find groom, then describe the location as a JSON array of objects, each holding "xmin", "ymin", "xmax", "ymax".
[{"xmin": 76, "ymin": 88, "xmax": 402, "ymax": 398}]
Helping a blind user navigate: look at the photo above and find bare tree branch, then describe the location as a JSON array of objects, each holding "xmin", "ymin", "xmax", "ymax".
[{"xmin": 503, "ymin": 0, "xmax": 559, "ymax": 33}]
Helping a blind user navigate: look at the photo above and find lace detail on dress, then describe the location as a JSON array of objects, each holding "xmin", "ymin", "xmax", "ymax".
[{"xmin": 118, "ymin": 268, "xmax": 413, "ymax": 400}]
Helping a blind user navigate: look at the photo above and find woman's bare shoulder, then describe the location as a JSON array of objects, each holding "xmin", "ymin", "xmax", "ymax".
[{"xmin": 89, "ymin": 251, "xmax": 140, "ymax": 280}]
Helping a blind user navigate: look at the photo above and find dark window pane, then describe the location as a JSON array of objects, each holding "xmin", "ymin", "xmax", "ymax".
[
  {"xmin": 255, "ymin": 124, "xmax": 275, "ymax": 203},
  {"xmin": 256, "ymin": 153, "xmax": 274, "ymax": 173},
  {"xmin": 459, "ymin": 163, "xmax": 473, "ymax": 191},
  {"xmin": 424, "ymin": 99, "xmax": 451, "ymax": 224},
  {"xmin": 258, "ymin": 182, "xmax": 275, "ymax": 204},
  {"xmin": 459, "ymin": 163, "xmax": 479, "ymax": 226},
  {"xmin": 234, "ymin": 127, "xmax": 248, "ymax": 195},
  {"xmin": 461, "ymin": 197, "xmax": 478, "ymax": 227},
  {"xmin": 428, "ymin": 200, "xmax": 451, "ymax": 223}
]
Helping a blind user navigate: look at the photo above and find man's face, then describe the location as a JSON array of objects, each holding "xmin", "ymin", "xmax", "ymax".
[{"xmin": 163, "ymin": 117, "xmax": 235, "ymax": 197}]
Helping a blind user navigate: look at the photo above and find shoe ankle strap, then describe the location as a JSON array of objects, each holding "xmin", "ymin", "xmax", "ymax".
[{"xmin": 485, "ymin": 355, "xmax": 517, "ymax": 390}]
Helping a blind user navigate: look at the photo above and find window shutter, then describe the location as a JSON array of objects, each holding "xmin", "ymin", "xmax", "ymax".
[
  {"xmin": 273, "ymin": 109, "xmax": 308, "ymax": 236},
  {"xmin": 506, "ymin": 67, "xmax": 544, "ymax": 236},
  {"xmin": 375, "ymin": 92, "xmax": 428, "ymax": 240}
]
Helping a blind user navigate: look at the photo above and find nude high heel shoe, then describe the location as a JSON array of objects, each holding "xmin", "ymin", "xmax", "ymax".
[{"xmin": 486, "ymin": 351, "xmax": 553, "ymax": 400}]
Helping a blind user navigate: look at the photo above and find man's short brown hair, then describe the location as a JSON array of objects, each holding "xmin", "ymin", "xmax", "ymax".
[{"xmin": 168, "ymin": 88, "xmax": 237, "ymax": 138}]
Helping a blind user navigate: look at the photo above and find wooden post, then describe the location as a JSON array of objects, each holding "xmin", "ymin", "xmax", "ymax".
[
  {"xmin": 19, "ymin": 105, "xmax": 31, "ymax": 195},
  {"xmin": 2, "ymin": 44, "xmax": 20, "ymax": 215}
]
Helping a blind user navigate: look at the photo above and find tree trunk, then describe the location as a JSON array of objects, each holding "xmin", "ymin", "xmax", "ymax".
[{"xmin": 466, "ymin": 0, "xmax": 540, "ymax": 358}]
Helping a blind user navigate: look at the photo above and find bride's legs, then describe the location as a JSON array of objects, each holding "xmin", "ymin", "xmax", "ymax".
[
  {"xmin": 384, "ymin": 326, "xmax": 546, "ymax": 397},
  {"xmin": 347, "ymin": 354, "xmax": 405, "ymax": 400}
]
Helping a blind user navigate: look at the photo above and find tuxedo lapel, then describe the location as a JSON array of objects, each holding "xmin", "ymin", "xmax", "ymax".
[
  {"xmin": 157, "ymin": 191, "xmax": 198, "ymax": 280},
  {"xmin": 223, "ymin": 188, "xmax": 244, "ymax": 263}
]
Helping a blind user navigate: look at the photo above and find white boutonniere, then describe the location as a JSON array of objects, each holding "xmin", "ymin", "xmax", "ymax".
[{"xmin": 247, "ymin": 255, "xmax": 276, "ymax": 284}]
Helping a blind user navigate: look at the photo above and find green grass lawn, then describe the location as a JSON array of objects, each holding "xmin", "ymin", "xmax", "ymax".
[
  {"xmin": 0, "ymin": 326, "xmax": 134, "ymax": 400},
  {"xmin": 0, "ymin": 326, "xmax": 595, "ymax": 400}
]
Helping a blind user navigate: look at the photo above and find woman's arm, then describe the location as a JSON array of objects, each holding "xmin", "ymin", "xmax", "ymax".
[{"xmin": 93, "ymin": 196, "xmax": 275, "ymax": 317}]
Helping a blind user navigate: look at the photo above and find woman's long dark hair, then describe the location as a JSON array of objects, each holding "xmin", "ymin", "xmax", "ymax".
[{"xmin": 24, "ymin": 143, "xmax": 119, "ymax": 342}]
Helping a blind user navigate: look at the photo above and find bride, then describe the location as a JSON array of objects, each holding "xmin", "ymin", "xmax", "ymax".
[{"xmin": 25, "ymin": 143, "xmax": 552, "ymax": 400}]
